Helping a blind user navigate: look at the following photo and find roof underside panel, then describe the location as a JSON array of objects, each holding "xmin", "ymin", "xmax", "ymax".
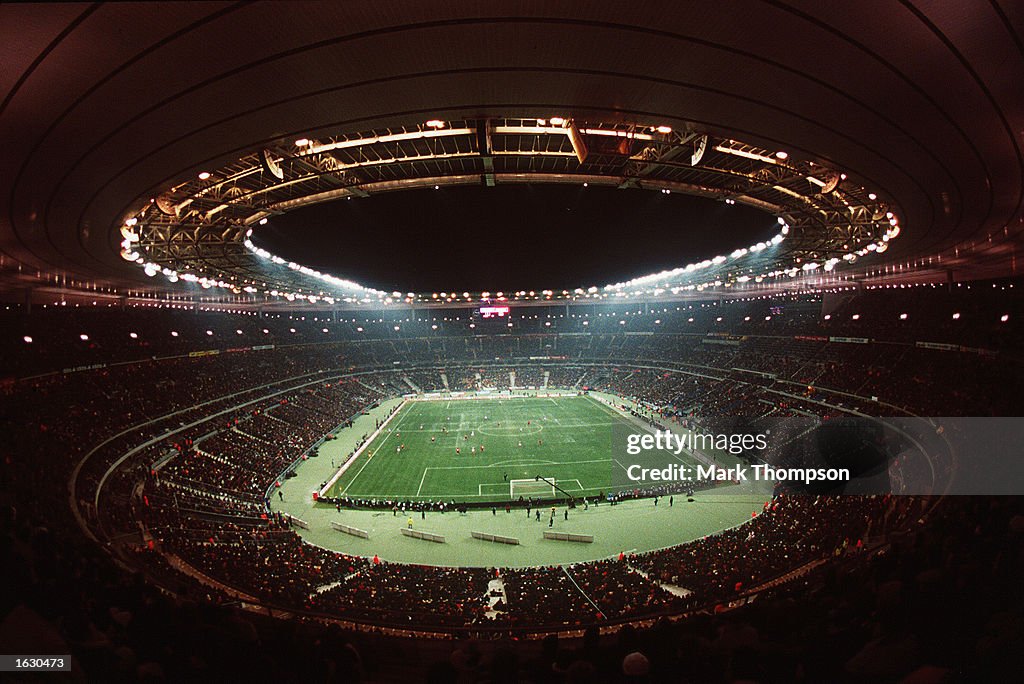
[{"xmin": 0, "ymin": 2, "xmax": 1020, "ymax": 299}]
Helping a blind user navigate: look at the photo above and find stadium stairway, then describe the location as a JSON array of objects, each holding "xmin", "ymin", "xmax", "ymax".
[
  {"xmin": 484, "ymin": 577, "xmax": 508, "ymax": 619},
  {"xmin": 627, "ymin": 564, "xmax": 692, "ymax": 598}
]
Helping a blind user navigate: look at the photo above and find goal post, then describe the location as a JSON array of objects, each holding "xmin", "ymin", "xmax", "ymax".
[{"xmin": 510, "ymin": 478, "xmax": 556, "ymax": 499}]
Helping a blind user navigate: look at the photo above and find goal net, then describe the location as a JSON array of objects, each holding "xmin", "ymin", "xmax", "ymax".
[{"xmin": 510, "ymin": 478, "xmax": 556, "ymax": 499}]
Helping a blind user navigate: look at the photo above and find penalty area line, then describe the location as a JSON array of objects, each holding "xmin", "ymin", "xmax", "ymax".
[{"xmin": 423, "ymin": 457, "xmax": 612, "ymax": 471}]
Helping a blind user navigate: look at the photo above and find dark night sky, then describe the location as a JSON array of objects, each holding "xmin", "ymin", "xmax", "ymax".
[{"xmin": 255, "ymin": 185, "xmax": 777, "ymax": 292}]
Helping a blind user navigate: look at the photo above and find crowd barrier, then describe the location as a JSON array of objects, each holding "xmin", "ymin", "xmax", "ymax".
[
  {"xmin": 543, "ymin": 531, "xmax": 593, "ymax": 543},
  {"xmin": 401, "ymin": 528, "xmax": 445, "ymax": 543},
  {"xmin": 330, "ymin": 521, "xmax": 369, "ymax": 539},
  {"xmin": 471, "ymin": 531, "xmax": 520, "ymax": 545}
]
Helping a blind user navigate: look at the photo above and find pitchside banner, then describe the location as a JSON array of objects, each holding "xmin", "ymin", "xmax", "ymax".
[{"xmin": 610, "ymin": 417, "xmax": 1024, "ymax": 495}]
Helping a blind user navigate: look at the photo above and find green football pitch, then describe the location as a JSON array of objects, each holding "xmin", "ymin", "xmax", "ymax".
[{"xmin": 327, "ymin": 395, "xmax": 699, "ymax": 502}]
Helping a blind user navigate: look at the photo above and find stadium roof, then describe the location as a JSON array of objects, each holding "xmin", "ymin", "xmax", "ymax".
[{"xmin": 1, "ymin": 2, "xmax": 1021, "ymax": 306}]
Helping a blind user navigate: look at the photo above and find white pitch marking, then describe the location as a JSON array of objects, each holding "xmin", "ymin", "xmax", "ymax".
[
  {"xmin": 612, "ymin": 458, "xmax": 634, "ymax": 474},
  {"xmin": 422, "ymin": 458, "xmax": 612, "ymax": 471},
  {"xmin": 487, "ymin": 459, "xmax": 557, "ymax": 467}
]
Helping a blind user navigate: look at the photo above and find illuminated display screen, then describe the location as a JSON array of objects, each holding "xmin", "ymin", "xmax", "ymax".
[{"xmin": 479, "ymin": 305, "xmax": 510, "ymax": 318}]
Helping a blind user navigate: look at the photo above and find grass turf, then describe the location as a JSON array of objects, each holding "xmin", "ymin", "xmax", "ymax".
[{"xmin": 328, "ymin": 394, "xmax": 701, "ymax": 502}]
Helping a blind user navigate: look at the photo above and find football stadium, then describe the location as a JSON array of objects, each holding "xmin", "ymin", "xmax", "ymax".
[{"xmin": 1, "ymin": 3, "xmax": 1023, "ymax": 682}]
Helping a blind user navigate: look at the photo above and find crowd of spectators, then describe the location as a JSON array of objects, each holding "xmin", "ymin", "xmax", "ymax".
[
  {"xmin": 630, "ymin": 496, "xmax": 897, "ymax": 605},
  {"xmin": 314, "ymin": 564, "xmax": 493, "ymax": 628},
  {"xmin": 565, "ymin": 560, "xmax": 688, "ymax": 621},
  {"xmin": 496, "ymin": 567, "xmax": 600, "ymax": 627},
  {"xmin": 168, "ymin": 533, "xmax": 364, "ymax": 608}
]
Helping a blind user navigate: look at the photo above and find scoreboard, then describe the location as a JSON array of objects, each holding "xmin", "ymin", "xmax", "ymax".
[{"xmin": 478, "ymin": 305, "xmax": 510, "ymax": 318}]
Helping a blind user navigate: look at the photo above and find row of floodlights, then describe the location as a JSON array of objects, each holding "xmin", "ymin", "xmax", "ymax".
[
  {"xmin": 21, "ymin": 310, "xmax": 1012, "ymax": 345},
  {"xmin": 604, "ymin": 219, "xmax": 791, "ymax": 292}
]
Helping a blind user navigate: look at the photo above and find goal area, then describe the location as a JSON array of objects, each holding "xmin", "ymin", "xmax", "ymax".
[{"xmin": 510, "ymin": 478, "xmax": 556, "ymax": 499}]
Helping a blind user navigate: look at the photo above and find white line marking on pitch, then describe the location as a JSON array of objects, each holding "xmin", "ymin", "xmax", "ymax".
[
  {"xmin": 422, "ymin": 458, "xmax": 612, "ymax": 471},
  {"xmin": 612, "ymin": 458, "xmax": 633, "ymax": 474}
]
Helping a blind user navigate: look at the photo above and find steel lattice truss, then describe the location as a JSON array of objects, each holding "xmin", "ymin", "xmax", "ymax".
[{"xmin": 128, "ymin": 118, "xmax": 895, "ymax": 301}]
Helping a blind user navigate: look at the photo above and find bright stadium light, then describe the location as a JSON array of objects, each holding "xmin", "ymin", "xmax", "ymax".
[{"xmin": 715, "ymin": 145, "xmax": 776, "ymax": 164}]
